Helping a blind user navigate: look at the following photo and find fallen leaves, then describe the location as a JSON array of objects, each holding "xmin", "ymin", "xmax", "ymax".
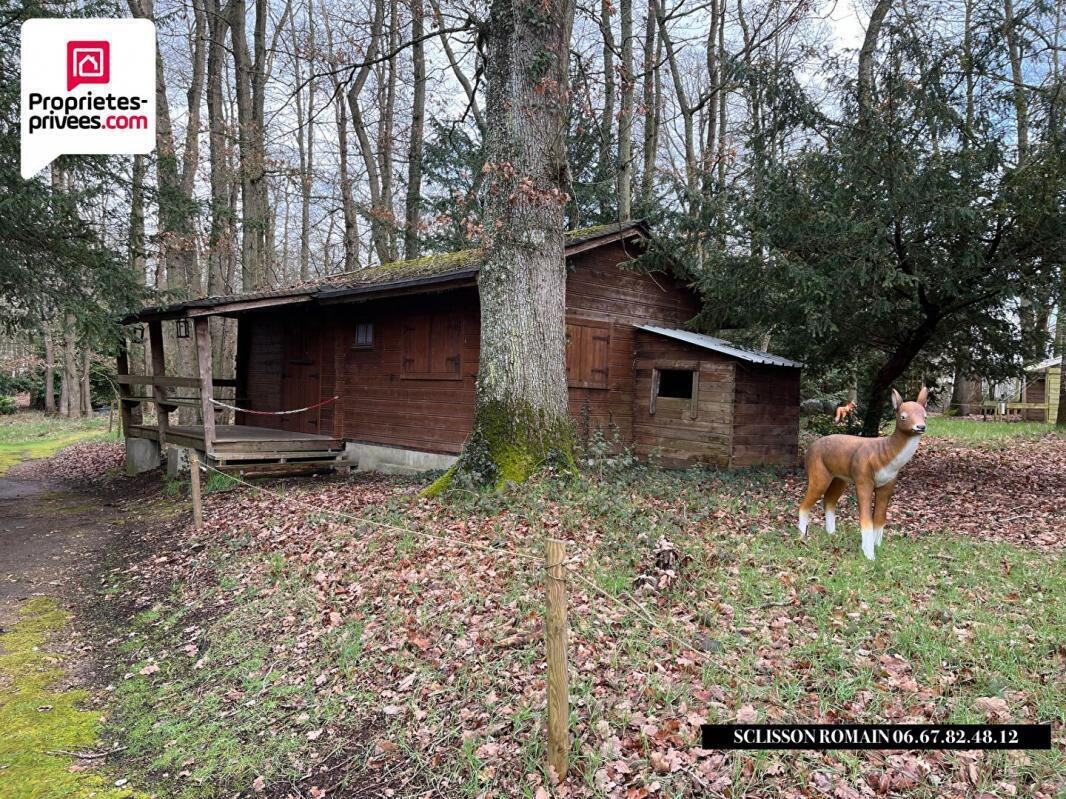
[
  {"xmin": 736, "ymin": 704, "xmax": 758, "ymax": 723},
  {"xmin": 85, "ymin": 433, "xmax": 1065, "ymax": 799},
  {"xmin": 974, "ymin": 696, "xmax": 1010, "ymax": 722}
]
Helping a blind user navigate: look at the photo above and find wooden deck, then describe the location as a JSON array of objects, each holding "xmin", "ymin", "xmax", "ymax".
[{"xmin": 127, "ymin": 423, "xmax": 348, "ymax": 474}]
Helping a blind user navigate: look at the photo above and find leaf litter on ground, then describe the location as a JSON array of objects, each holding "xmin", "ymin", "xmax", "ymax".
[{"xmin": 43, "ymin": 434, "xmax": 1066, "ymax": 798}]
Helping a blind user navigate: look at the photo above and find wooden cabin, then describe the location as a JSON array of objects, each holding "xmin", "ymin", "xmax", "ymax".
[{"xmin": 120, "ymin": 223, "xmax": 802, "ymax": 475}]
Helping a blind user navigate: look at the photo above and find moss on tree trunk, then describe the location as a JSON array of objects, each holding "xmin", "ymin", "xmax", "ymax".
[{"xmin": 424, "ymin": 398, "xmax": 576, "ymax": 495}]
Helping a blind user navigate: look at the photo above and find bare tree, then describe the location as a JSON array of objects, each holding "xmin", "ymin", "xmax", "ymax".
[
  {"xmin": 617, "ymin": 0, "xmax": 635, "ymax": 219},
  {"xmin": 293, "ymin": 0, "xmax": 317, "ymax": 280},
  {"xmin": 640, "ymin": 0, "xmax": 660, "ymax": 209},
  {"xmin": 322, "ymin": 3, "xmax": 361, "ymax": 271},
  {"xmin": 346, "ymin": 0, "xmax": 390, "ymax": 263},
  {"xmin": 43, "ymin": 322, "xmax": 55, "ymax": 414},
  {"xmin": 404, "ymin": 0, "xmax": 426, "ymax": 259},
  {"xmin": 598, "ymin": 0, "xmax": 616, "ymax": 216}
]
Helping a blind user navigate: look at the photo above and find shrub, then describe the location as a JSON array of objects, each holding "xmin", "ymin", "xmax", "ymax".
[
  {"xmin": 0, "ymin": 396, "xmax": 17, "ymax": 415},
  {"xmin": 805, "ymin": 411, "xmax": 864, "ymax": 437}
]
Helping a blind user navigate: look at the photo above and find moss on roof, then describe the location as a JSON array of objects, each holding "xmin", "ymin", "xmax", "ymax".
[
  {"xmin": 329, "ymin": 224, "xmax": 627, "ymax": 288},
  {"xmin": 331, "ymin": 247, "xmax": 485, "ymax": 288},
  {"xmin": 131, "ymin": 222, "xmax": 643, "ymax": 320}
]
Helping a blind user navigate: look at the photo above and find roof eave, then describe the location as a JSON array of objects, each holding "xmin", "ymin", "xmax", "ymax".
[{"xmin": 635, "ymin": 324, "xmax": 804, "ymax": 369}]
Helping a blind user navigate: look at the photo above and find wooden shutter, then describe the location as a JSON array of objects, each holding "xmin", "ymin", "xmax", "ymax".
[
  {"xmin": 429, "ymin": 313, "xmax": 462, "ymax": 376},
  {"xmin": 402, "ymin": 318, "xmax": 429, "ymax": 374},
  {"xmin": 566, "ymin": 320, "xmax": 609, "ymax": 389},
  {"xmin": 403, "ymin": 312, "xmax": 461, "ymax": 380}
]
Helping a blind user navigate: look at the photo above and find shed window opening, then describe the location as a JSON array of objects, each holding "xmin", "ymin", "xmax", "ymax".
[
  {"xmin": 352, "ymin": 322, "xmax": 374, "ymax": 349},
  {"xmin": 657, "ymin": 369, "xmax": 695, "ymax": 399}
]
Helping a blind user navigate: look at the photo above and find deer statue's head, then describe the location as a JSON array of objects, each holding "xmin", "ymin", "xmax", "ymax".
[{"xmin": 891, "ymin": 386, "xmax": 928, "ymax": 435}]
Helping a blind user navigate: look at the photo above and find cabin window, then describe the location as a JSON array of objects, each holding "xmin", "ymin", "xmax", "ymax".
[
  {"xmin": 352, "ymin": 322, "xmax": 374, "ymax": 349},
  {"xmin": 566, "ymin": 321, "xmax": 610, "ymax": 389},
  {"xmin": 650, "ymin": 366, "xmax": 700, "ymax": 419},
  {"xmin": 657, "ymin": 369, "xmax": 694, "ymax": 399},
  {"xmin": 402, "ymin": 312, "xmax": 462, "ymax": 379}
]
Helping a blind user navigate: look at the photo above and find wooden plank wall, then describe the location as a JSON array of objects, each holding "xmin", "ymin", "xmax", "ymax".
[
  {"xmin": 236, "ymin": 240, "xmax": 703, "ymax": 455},
  {"xmin": 332, "ymin": 292, "xmax": 480, "ymax": 453},
  {"xmin": 632, "ymin": 331, "xmax": 735, "ymax": 467},
  {"xmin": 730, "ymin": 363, "xmax": 801, "ymax": 467},
  {"xmin": 238, "ymin": 315, "xmax": 284, "ymax": 430},
  {"xmin": 566, "ymin": 241, "xmax": 700, "ymax": 446}
]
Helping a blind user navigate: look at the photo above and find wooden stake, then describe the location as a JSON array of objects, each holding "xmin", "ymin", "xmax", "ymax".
[
  {"xmin": 189, "ymin": 449, "xmax": 203, "ymax": 533},
  {"xmin": 544, "ymin": 537, "xmax": 569, "ymax": 780}
]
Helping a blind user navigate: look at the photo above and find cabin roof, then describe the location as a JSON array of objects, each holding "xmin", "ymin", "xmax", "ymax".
[
  {"xmin": 636, "ymin": 325, "xmax": 804, "ymax": 369},
  {"xmin": 1026, "ymin": 356, "xmax": 1061, "ymax": 372},
  {"xmin": 125, "ymin": 222, "xmax": 650, "ymax": 322}
]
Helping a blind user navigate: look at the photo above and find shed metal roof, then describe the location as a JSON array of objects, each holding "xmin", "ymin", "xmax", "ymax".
[
  {"xmin": 636, "ymin": 325, "xmax": 804, "ymax": 369},
  {"xmin": 1026, "ymin": 356, "xmax": 1062, "ymax": 372}
]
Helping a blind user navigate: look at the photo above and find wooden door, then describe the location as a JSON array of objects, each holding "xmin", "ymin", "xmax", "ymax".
[{"xmin": 281, "ymin": 321, "xmax": 322, "ymax": 434}]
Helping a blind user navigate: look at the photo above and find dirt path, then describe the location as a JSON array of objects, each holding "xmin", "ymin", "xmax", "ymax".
[{"xmin": 0, "ymin": 462, "xmax": 128, "ymax": 628}]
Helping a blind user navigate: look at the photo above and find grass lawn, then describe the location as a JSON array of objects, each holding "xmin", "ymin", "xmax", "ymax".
[
  {"xmin": 99, "ymin": 431, "xmax": 1066, "ymax": 799},
  {"xmin": 925, "ymin": 416, "xmax": 1062, "ymax": 443},
  {"xmin": 0, "ymin": 410, "xmax": 113, "ymax": 475}
]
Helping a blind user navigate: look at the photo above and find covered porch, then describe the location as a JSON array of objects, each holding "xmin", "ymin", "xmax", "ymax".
[{"xmin": 118, "ymin": 312, "xmax": 347, "ymax": 476}]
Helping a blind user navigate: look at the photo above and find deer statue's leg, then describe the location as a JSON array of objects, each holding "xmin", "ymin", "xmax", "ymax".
[
  {"xmin": 798, "ymin": 462, "xmax": 832, "ymax": 536},
  {"xmin": 856, "ymin": 479, "xmax": 876, "ymax": 560},
  {"xmin": 873, "ymin": 480, "xmax": 896, "ymax": 548},
  {"xmin": 822, "ymin": 478, "xmax": 847, "ymax": 534}
]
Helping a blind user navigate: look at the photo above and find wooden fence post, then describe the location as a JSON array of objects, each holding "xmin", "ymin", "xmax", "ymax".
[
  {"xmin": 544, "ymin": 537, "xmax": 569, "ymax": 780},
  {"xmin": 189, "ymin": 449, "xmax": 203, "ymax": 533}
]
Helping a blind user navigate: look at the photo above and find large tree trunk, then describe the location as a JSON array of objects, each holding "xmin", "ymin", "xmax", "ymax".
[
  {"xmin": 345, "ymin": 0, "xmax": 388, "ymax": 263},
  {"xmin": 130, "ymin": 153, "xmax": 148, "ymax": 376},
  {"xmin": 322, "ymin": 6, "xmax": 360, "ymax": 271},
  {"xmin": 129, "ymin": 0, "xmax": 205, "ymax": 422},
  {"xmin": 427, "ymin": 0, "xmax": 577, "ymax": 494},
  {"xmin": 377, "ymin": 0, "xmax": 399, "ymax": 262},
  {"xmin": 861, "ymin": 316, "xmax": 939, "ymax": 435},
  {"xmin": 656, "ymin": 0, "xmax": 698, "ymax": 212},
  {"xmin": 951, "ymin": 371, "xmax": 981, "ymax": 416},
  {"xmin": 1003, "ymin": 0, "xmax": 1029, "ymax": 161},
  {"xmin": 335, "ymin": 82, "xmax": 360, "ymax": 270},
  {"xmin": 294, "ymin": 0, "xmax": 315, "ymax": 280},
  {"xmin": 1056, "ymin": 295, "xmax": 1066, "ymax": 426},
  {"xmin": 229, "ymin": 0, "xmax": 272, "ymax": 289}
]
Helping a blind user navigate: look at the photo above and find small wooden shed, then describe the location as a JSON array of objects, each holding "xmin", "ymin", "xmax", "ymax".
[
  {"xmin": 120, "ymin": 223, "xmax": 803, "ymax": 474},
  {"xmin": 633, "ymin": 326, "xmax": 802, "ymax": 467},
  {"xmin": 1014, "ymin": 357, "xmax": 1062, "ymax": 422}
]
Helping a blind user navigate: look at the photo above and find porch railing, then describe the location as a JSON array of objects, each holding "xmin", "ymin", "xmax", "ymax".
[{"xmin": 117, "ymin": 317, "xmax": 225, "ymax": 454}]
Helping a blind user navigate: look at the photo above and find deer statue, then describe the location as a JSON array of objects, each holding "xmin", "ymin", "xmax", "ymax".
[
  {"xmin": 834, "ymin": 401, "xmax": 857, "ymax": 425},
  {"xmin": 798, "ymin": 387, "xmax": 928, "ymax": 560}
]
